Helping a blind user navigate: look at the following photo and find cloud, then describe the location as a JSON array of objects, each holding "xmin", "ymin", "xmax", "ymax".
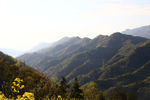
[{"xmin": 83, "ymin": 4, "xmax": 150, "ymax": 17}]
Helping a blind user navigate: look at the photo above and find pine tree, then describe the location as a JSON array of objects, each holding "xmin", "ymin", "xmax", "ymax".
[
  {"xmin": 58, "ymin": 76, "xmax": 69, "ymax": 98},
  {"xmin": 70, "ymin": 77, "xmax": 83, "ymax": 99}
]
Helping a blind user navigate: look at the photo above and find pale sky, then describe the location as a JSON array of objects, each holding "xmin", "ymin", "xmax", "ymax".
[{"xmin": 0, "ymin": 0, "xmax": 150, "ymax": 51}]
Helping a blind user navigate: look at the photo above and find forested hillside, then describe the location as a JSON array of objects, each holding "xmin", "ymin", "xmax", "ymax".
[
  {"xmin": 1, "ymin": 51, "xmax": 133, "ymax": 100},
  {"xmin": 19, "ymin": 33, "xmax": 148, "ymax": 82},
  {"xmin": 1, "ymin": 33, "xmax": 150, "ymax": 99},
  {"xmin": 0, "ymin": 51, "xmax": 53, "ymax": 99}
]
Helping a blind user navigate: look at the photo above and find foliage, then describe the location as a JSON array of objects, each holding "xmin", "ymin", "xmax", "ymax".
[
  {"xmin": 0, "ymin": 91, "xmax": 7, "ymax": 100},
  {"xmin": 12, "ymin": 78, "xmax": 24, "ymax": 91},
  {"xmin": 18, "ymin": 33, "xmax": 148, "ymax": 86},
  {"xmin": 0, "ymin": 52, "xmax": 51, "ymax": 99},
  {"xmin": 83, "ymin": 81, "xmax": 105, "ymax": 100},
  {"xmin": 57, "ymin": 76, "xmax": 69, "ymax": 98},
  {"xmin": 1, "ymin": 33, "xmax": 150, "ymax": 99},
  {"xmin": 69, "ymin": 78, "xmax": 83, "ymax": 99},
  {"xmin": 17, "ymin": 92, "xmax": 34, "ymax": 100},
  {"xmin": 0, "ymin": 77, "xmax": 35, "ymax": 100}
]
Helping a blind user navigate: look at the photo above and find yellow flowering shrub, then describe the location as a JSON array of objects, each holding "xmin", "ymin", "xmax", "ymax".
[
  {"xmin": 10, "ymin": 78, "xmax": 35, "ymax": 99},
  {"xmin": 17, "ymin": 92, "xmax": 34, "ymax": 100},
  {"xmin": 0, "ymin": 91, "xmax": 8, "ymax": 100},
  {"xmin": 57, "ymin": 95, "xmax": 62, "ymax": 100},
  {"xmin": 11, "ymin": 78, "xmax": 24, "ymax": 94}
]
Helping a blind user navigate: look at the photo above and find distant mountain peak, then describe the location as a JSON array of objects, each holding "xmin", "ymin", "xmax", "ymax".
[
  {"xmin": 29, "ymin": 42, "xmax": 52, "ymax": 52},
  {"xmin": 122, "ymin": 25, "xmax": 150, "ymax": 39},
  {"xmin": 111, "ymin": 32, "xmax": 122, "ymax": 35},
  {"xmin": 109, "ymin": 32, "xmax": 128, "ymax": 40}
]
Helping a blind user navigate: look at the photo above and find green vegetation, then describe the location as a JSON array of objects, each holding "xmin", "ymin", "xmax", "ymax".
[
  {"xmin": 1, "ymin": 33, "xmax": 150, "ymax": 99},
  {"xmin": 83, "ymin": 81, "xmax": 104, "ymax": 100},
  {"xmin": 18, "ymin": 33, "xmax": 148, "ymax": 81},
  {"xmin": 0, "ymin": 51, "xmax": 138, "ymax": 99}
]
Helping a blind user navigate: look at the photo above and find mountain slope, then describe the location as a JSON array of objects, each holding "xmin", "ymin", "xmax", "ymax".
[
  {"xmin": 19, "ymin": 37, "xmax": 91, "ymax": 71},
  {"xmin": 29, "ymin": 37, "xmax": 71, "ymax": 53},
  {"xmin": 18, "ymin": 32, "xmax": 150, "ymax": 99},
  {"xmin": 29, "ymin": 42, "xmax": 52, "ymax": 52},
  {"xmin": 18, "ymin": 33, "xmax": 148, "ymax": 82},
  {"xmin": 122, "ymin": 25, "xmax": 150, "ymax": 39},
  {"xmin": 78, "ymin": 40, "xmax": 150, "ymax": 91},
  {"xmin": 0, "ymin": 51, "xmax": 52, "ymax": 99}
]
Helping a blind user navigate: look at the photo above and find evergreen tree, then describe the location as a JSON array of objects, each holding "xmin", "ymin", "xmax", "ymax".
[
  {"xmin": 70, "ymin": 77, "xmax": 83, "ymax": 99},
  {"xmin": 58, "ymin": 76, "xmax": 69, "ymax": 98}
]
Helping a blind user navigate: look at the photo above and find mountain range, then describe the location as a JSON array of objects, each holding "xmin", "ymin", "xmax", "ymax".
[
  {"xmin": 0, "ymin": 25, "xmax": 150, "ymax": 99},
  {"xmin": 0, "ymin": 37, "xmax": 70, "ymax": 57},
  {"xmin": 18, "ymin": 31, "xmax": 150, "ymax": 98},
  {"xmin": 29, "ymin": 37, "xmax": 71, "ymax": 53},
  {"xmin": 122, "ymin": 25, "xmax": 150, "ymax": 39},
  {"xmin": 4, "ymin": 25, "xmax": 150, "ymax": 57}
]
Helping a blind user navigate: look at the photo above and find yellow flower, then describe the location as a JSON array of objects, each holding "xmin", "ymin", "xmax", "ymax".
[
  {"xmin": 17, "ymin": 95, "xmax": 21, "ymax": 99},
  {"xmin": 22, "ymin": 92, "xmax": 35, "ymax": 100},
  {"xmin": 14, "ymin": 78, "xmax": 20, "ymax": 82},
  {"xmin": 13, "ymin": 89, "xmax": 19, "ymax": 93},
  {"xmin": 20, "ymin": 85, "xmax": 24, "ymax": 89},
  {"xmin": 11, "ymin": 86, "xmax": 15, "ymax": 89},
  {"xmin": 0, "ymin": 91, "xmax": 8, "ymax": 100},
  {"xmin": 12, "ymin": 82, "xmax": 16, "ymax": 86},
  {"xmin": 58, "ymin": 95, "xmax": 61, "ymax": 98},
  {"xmin": 13, "ymin": 89, "xmax": 17, "ymax": 92},
  {"xmin": 12, "ymin": 78, "xmax": 24, "ymax": 93},
  {"xmin": 16, "ymin": 83, "xmax": 20, "ymax": 87},
  {"xmin": 14, "ymin": 78, "xmax": 23, "ymax": 83}
]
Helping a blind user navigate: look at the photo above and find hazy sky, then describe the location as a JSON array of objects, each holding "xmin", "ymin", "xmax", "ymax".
[{"xmin": 0, "ymin": 0, "xmax": 150, "ymax": 51}]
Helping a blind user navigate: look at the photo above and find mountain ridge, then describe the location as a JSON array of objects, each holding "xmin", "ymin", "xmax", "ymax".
[
  {"xmin": 17, "ymin": 32, "xmax": 150, "ymax": 99},
  {"xmin": 18, "ymin": 33, "xmax": 148, "ymax": 83},
  {"xmin": 122, "ymin": 25, "xmax": 150, "ymax": 39}
]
